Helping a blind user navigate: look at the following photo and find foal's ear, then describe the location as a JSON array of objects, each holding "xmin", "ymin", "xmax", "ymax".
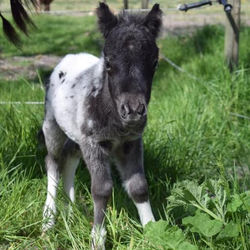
[
  {"xmin": 143, "ymin": 4, "xmax": 162, "ymax": 38},
  {"xmin": 96, "ymin": 2, "xmax": 118, "ymax": 38}
]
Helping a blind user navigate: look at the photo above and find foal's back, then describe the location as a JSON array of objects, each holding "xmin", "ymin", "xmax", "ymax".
[{"xmin": 51, "ymin": 53, "xmax": 99, "ymax": 85}]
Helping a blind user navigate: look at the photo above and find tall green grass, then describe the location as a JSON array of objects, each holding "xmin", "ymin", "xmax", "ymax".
[
  {"xmin": 0, "ymin": 15, "xmax": 100, "ymax": 57},
  {"xmin": 0, "ymin": 16, "xmax": 249, "ymax": 249}
]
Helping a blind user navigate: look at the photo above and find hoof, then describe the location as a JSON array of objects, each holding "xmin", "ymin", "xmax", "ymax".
[{"xmin": 91, "ymin": 226, "xmax": 106, "ymax": 250}]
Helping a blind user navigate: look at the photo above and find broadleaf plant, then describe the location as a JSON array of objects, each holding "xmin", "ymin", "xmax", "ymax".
[
  {"xmin": 166, "ymin": 179, "xmax": 249, "ymax": 247},
  {"xmin": 182, "ymin": 210, "xmax": 223, "ymax": 237},
  {"xmin": 144, "ymin": 220, "xmax": 197, "ymax": 250}
]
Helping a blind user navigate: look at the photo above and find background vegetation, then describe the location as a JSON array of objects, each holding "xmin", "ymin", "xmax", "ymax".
[{"xmin": 0, "ymin": 5, "xmax": 249, "ymax": 250}]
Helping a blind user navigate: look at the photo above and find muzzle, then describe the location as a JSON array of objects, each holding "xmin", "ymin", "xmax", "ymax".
[{"xmin": 117, "ymin": 93, "xmax": 147, "ymax": 124}]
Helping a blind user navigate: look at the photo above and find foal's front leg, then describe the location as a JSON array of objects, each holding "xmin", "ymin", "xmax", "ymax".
[
  {"xmin": 80, "ymin": 139, "xmax": 113, "ymax": 250},
  {"xmin": 115, "ymin": 138, "xmax": 155, "ymax": 226}
]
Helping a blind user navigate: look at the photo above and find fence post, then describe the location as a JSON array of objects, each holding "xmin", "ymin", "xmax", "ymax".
[
  {"xmin": 123, "ymin": 0, "xmax": 129, "ymax": 9},
  {"xmin": 224, "ymin": 0, "xmax": 241, "ymax": 72},
  {"xmin": 141, "ymin": 0, "xmax": 149, "ymax": 9}
]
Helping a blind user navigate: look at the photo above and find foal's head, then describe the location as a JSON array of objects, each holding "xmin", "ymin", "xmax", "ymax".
[{"xmin": 97, "ymin": 3, "xmax": 162, "ymax": 127}]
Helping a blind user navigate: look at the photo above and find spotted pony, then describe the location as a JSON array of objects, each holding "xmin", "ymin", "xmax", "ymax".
[{"xmin": 42, "ymin": 2, "xmax": 162, "ymax": 249}]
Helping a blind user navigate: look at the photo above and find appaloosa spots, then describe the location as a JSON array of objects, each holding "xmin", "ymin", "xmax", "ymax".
[
  {"xmin": 59, "ymin": 71, "xmax": 67, "ymax": 84},
  {"xmin": 59, "ymin": 71, "xmax": 64, "ymax": 79}
]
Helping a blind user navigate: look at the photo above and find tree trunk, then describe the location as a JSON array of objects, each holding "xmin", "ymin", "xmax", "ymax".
[{"xmin": 224, "ymin": 0, "xmax": 241, "ymax": 72}]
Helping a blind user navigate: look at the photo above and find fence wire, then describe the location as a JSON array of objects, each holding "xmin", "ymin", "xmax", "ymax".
[
  {"xmin": 0, "ymin": 7, "xmax": 180, "ymax": 15},
  {"xmin": 0, "ymin": 101, "xmax": 44, "ymax": 105}
]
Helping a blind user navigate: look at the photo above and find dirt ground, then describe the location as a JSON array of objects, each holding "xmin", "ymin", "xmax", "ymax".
[
  {"xmin": 0, "ymin": 13, "xmax": 249, "ymax": 81},
  {"xmin": 0, "ymin": 55, "xmax": 61, "ymax": 81}
]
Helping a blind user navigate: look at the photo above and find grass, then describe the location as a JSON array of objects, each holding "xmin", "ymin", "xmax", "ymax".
[
  {"xmin": 0, "ymin": 14, "xmax": 250, "ymax": 249},
  {"xmin": 0, "ymin": 15, "xmax": 100, "ymax": 57}
]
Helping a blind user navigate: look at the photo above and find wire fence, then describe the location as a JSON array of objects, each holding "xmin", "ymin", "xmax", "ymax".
[
  {"xmin": 0, "ymin": 7, "xmax": 179, "ymax": 15},
  {"xmin": 0, "ymin": 101, "xmax": 44, "ymax": 105}
]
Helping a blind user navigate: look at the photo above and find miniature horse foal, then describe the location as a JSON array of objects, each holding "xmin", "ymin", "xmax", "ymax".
[{"xmin": 42, "ymin": 2, "xmax": 162, "ymax": 249}]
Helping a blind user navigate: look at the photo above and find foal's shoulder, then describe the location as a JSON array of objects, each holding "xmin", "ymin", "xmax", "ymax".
[
  {"xmin": 50, "ymin": 53, "xmax": 100, "ymax": 86},
  {"xmin": 56, "ymin": 53, "xmax": 99, "ymax": 74}
]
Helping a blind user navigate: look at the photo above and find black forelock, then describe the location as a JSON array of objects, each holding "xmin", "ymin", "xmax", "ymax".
[
  {"xmin": 118, "ymin": 11, "xmax": 146, "ymax": 26},
  {"xmin": 117, "ymin": 11, "xmax": 155, "ymax": 38},
  {"xmin": 104, "ymin": 12, "xmax": 157, "ymax": 58}
]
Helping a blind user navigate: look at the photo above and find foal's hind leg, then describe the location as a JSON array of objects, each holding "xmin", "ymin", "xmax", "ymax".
[
  {"xmin": 61, "ymin": 139, "xmax": 81, "ymax": 203},
  {"xmin": 42, "ymin": 117, "xmax": 66, "ymax": 232},
  {"xmin": 114, "ymin": 138, "xmax": 155, "ymax": 226}
]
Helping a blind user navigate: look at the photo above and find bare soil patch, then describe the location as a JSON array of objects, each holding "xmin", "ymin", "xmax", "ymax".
[{"xmin": 0, "ymin": 55, "xmax": 62, "ymax": 81}]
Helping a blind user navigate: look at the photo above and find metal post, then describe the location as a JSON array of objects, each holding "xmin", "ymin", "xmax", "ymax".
[
  {"xmin": 141, "ymin": 0, "xmax": 149, "ymax": 9},
  {"xmin": 224, "ymin": 0, "xmax": 241, "ymax": 71},
  {"xmin": 123, "ymin": 0, "xmax": 129, "ymax": 9}
]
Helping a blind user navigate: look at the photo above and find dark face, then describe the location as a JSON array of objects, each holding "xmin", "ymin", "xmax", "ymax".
[{"xmin": 97, "ymin": 3, "xmax": 162, "ymax": 126}]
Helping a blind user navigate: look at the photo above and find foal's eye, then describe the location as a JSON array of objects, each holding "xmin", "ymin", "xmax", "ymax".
[{"xmin": 153, "ymin": 59, "xmax": 158, "ymax": 69}]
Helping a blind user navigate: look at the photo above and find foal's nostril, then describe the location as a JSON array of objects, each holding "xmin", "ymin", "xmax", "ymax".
[
  {"xmin": 120, "ymin": 104, "xmax": 126, "ymax": 117},
  {"xmin": 124, "ymin": 104, "xmax": 131, "ymax": 114},
  {"xmin": 120, "ymin": 102, "xmax": 146, "ymax": 121},
  {"xmin": 137, "ymin": 104, "xmax": 146, "ymax": 116},
  {"xmin": 120, "ymin": 104, "xmax": 131, "ymax": 118}
]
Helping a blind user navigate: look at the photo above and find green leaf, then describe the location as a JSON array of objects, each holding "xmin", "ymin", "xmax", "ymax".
[
  {"xmin": 227, "ymin": 194, "xmax": 243, "ymax": 213},
  {"xmin": 144, "ymin": 220, "xmax": 171, "ymax": 247},
  {"xmin": 167, "ymin": 181, "xmax": 208, "ymax": 212},
  {"xmin": 167, "ymin": 180, "xmax": 225, "ymax": 222},
  {"xmin": 182, "ymin": 211, "xmax": 223, "ymax": 237},
  {"xmin": 144, "ymin": 220, "xmax": 198, "ymax": 250},
  {"xmin": 163, "ymin": 227, "xmax": 186, "ymax": 249},
  {"xmin": 217, "ymin": 221, "xmax": 239, "ymax": 239},
  {"xmin": 242, "ymin": 191, "xmax": 250, "ymax": 213},
  {"xmin": 177, "ymin": 241, "xmax": 198, "ymax": 250}
]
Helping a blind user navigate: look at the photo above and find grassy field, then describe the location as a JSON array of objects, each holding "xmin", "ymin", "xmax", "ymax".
[{"xmin": 0, "ymin": 14, "xmax": 250, "ymax": 250}]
